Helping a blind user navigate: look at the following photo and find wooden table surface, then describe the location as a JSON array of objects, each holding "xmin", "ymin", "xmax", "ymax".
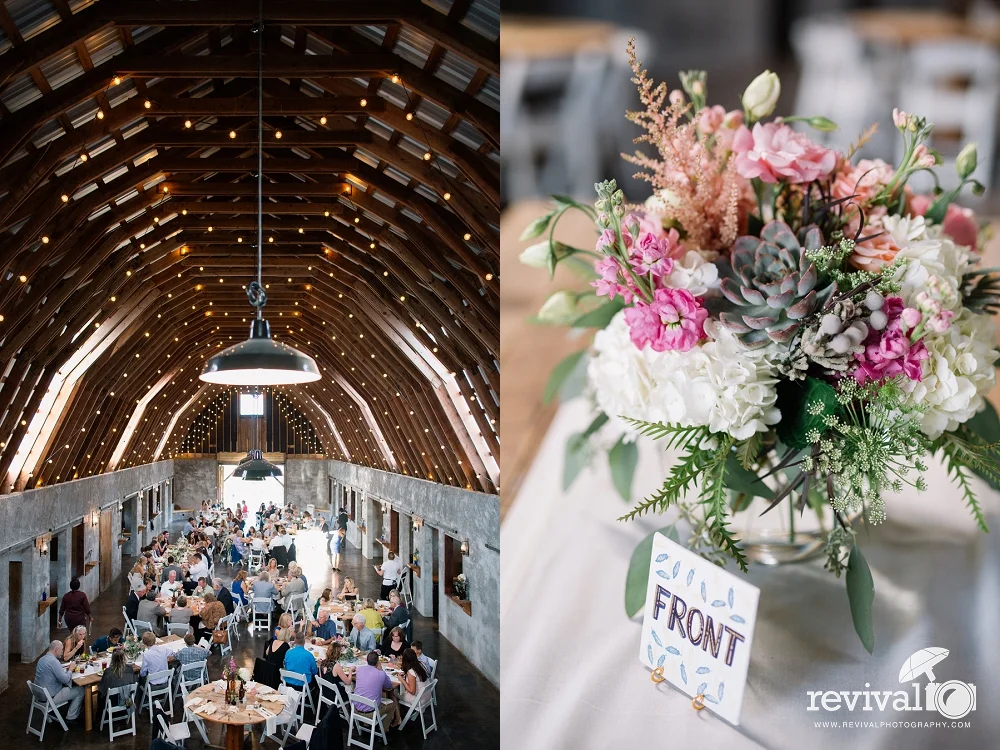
[
  {"xmin": 500, "ymin": 16, "xmax": 618, "ymax": 60},
  {"xmin": 851, "ymin": 9, "xmax": 1000, "ymax": 45},
  {"xmin": 501, "ymin": 199, "xmax": 1000, "ymax": 520}
]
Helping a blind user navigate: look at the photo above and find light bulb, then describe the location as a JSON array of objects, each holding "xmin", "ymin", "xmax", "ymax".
[
  {"xmin": 144, "ymin": 100, "xmax": 151, "ymax": 109},
  {"xmin": 406, "ymin": 112, "xmax": 413, "ymax": 121},
  {"xmin": 319, "ymin": 116, "xmax": 327, "ymax": 125},
  {"xmin": 96, "ymin": 110, "xmax": 104, "ymax": 120},
  {"xmin": 184, "ymin": 119, "xmax": 192, "ymax": 128}
]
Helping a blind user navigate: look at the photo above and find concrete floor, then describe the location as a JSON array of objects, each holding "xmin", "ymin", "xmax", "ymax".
[{"xmin": 6, "ymin": 520, "xmax": 499, "ymax": 748}]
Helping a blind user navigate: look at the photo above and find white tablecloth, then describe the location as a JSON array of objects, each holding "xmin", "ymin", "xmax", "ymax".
[{"xmin": 501, "ymin": 399, "xmax": 1000, "ymax": 749}]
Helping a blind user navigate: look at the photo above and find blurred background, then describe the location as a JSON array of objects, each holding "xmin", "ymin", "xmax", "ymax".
[
  {"xmin": 500, "ymin": 0, "xmax": 1000, "ymax": 209},
  {"xmin": 500, "ymin": 0, "xmax": 1000, "ymax": 511}
]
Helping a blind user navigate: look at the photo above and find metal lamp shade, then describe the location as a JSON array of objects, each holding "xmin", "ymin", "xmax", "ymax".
[
  {"xmin": 200, "ymin": 319, "xmax": 320, "ymax": 385},
  {"xmin": 233, "ymin": 450, "xmax": 282, "ymax": 481}
]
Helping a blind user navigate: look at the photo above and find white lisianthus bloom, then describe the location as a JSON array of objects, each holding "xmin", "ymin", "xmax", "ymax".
[
  {"xmin": 883, "ymin": 214, "xmax": 970, "ymax": 310},
  {"xmin": 587, "ymin": 313, "xmax": 780, "ymax": 440},
  {"xmin": 664, "ymin": 250, "xmax": 720, "ymax": 296},
  {"xmin": 904, "ymin": 310, "xmax": 998, "ymax": 438}
]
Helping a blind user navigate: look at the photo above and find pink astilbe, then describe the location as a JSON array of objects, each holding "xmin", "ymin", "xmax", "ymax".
[
  {"xmin": 624, "ymin": 287, "xmax": 708, "ymax": 352},
  {"xmin": 622, "ymin": 40, "xmax": 747, "ymax": 254}
]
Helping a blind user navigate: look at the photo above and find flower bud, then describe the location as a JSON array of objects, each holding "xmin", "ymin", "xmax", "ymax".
[
  {"xmin": 806, "ymin": 115, "xmax": 838, "ymax": 132},
  {"xmin": 956, "ymin": 142, "xmax": 978, "ymax": 180},
  {"xmin": 669, "ymin": 90, "xmax": 684, "ymax": 106},
  {"xmin": 613, "ymin": 204, "xmax": 625, "ymax": 218},
  {"xmin": 536, "ymin": 291, "xmax": 578, "ymax": 324},
  {"xmin": 892, "ymin": 108, "xmax": 909, "ymax": 130},
  {"xmin": 900, "ymin": 307, "xmax": 922, "ymax": 330},
  {"xmin": 742, "ymin": 71, "xmax": 781, "ymax": 121},
  {"xmin": 519, "ymin": 241, "xmax": 553, "ymax": 269}
]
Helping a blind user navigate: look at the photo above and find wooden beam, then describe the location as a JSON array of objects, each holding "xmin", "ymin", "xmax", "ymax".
[
  {"xmin": 146, "ymin": 95, "xmax": 384, "ymax": 115},
  {"xmin": 98, "ymin": 1, "xmax": 412, "ymax": 25},
  {"xmin": 164, "ymin": 182, "xmax": 351, "ymax": 196},
  {"xmin": 409, "ymin": 6, "xmax": 499, "ymax": 75},
  {"xmin": 115, "ymin": 54, "xmax": 398, "ymax": 77},
  {"xmin": 151, "ymin": 156, "xmax": 355, "ymax": 173},
  {"xmin": 140, "ymin": 127, "xmax": 370, "ymax": 147},
  {"xmin": 161, "ymin": 201, "xmax": 341, "ymax": 215}
]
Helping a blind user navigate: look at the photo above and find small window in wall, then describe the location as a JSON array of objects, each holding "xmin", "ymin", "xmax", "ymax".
[
  {"xmin": 239, "ymin": 393, "xmax": 264, "ymax": 416},
  {"xmin": 443, "ymin": 534, "xmax": 469, "ymax": 612},
  {"xmin": 72, "ymin": 522, "xmax": 84, "ymax": 579}
]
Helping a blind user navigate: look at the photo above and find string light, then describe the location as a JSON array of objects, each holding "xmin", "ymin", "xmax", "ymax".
[
  {"xmin": 274, "ymin": 130, "xmax": 282, "ymax": 139},
  {"xmin": 405, "ymin": 112, "xmax": 414, "ymax": 121},
  {"xmin": 229, "ymin": 130, "xmax": 237, "ymax": 139},
  {"xmin": 319, "ymin": 116, "xmax": 327, "ymax": 125},
  {"xmin": 61, "ymin": 194, "xmax": 69, "ymax": 202},
  {"xmin": 184, "ymin": 119, "xmax": 192, "ymax": 128},
  {"xmin": 112, "ymin": 76, "xmax": 121, "ymax": 86},
  {"xmin": 143, "ymin": 100, "xmax": 151, "ymax": 109},
  {"xmin": 96, "ymin": 110, "xmax": 104, "ymax": 120}
]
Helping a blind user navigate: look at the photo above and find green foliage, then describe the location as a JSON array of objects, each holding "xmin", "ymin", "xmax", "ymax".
[
  {"xmin": 805, "ymin": 241, "xmax": 903, "ymax": 294},
  {"xmin": 699, "ymin": 435, "xmax": 748, "ymax": 572},
  {"xmin": 520, "ymin": 212, "xmax": 554, "ymax": 241},
  {"xmin": 544, "ymin": 351, "xmax": 586, "ymax": 405},
  {"xmin": 572, "ymin": 298, "xmax": 625, "ymax": 328},
  {"xmin": 723, "ymin": 453, "xmax": 775, "ymax": 500},
  {"xmin": 935, "ymin": 430, "xmax": 996, "ymax": 532},
  {"xmin": 621, "ymin": 418, "xmax": 708, "ymax": 452},
  {"xmin": 735, "ymin": 432, "xmax": 763, "ymax": 470},
  {"xmin": 609, "ymin": 437, "xmax": 640, "ymax": 502},
  {"xmin": 562, "ymin": 413, "xmax": 609, "ymax": 491},
  {"xmin": 965, "ymin": 400, "xmax": 1000, "ymax": 443},
  {"xmin": 961, "ymin": 267, "xmax": 1000, "ymax": 315},
  {"xmin": 624, "ymin": 525, "xmax": 679, "ymax": 618},
  {"xmin": 846, "ymin": 543, "xmax": 875, "ymax": 654},
  {"xmin": 619, "ymin": 442, "xmax": 710, "ymax": 522},
  {"xmin": 775, "ymin": 377, "xmax": 840, "ymax": 450}
]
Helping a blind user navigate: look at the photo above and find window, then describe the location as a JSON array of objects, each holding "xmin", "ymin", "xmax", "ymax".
[
  {"xmin": 239, "ymin": 393, "xmax": 264, "ymax": 416},
  {"xmin": 443, "ymin": 534, "xmax": 468, "ymax": 612}
]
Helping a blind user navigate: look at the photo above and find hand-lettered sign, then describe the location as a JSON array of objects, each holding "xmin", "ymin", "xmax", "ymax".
[{"xmin": 638, "ymin": 532, "xmax": 759, "ymax": 725}]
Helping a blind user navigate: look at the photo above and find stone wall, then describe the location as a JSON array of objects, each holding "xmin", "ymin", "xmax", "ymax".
[
  {"xmin": 172, "ymin": 457, "xmax": 218, "ymax": 512},
  {"xmin": 284, "ymin": 457, "xmax": 329, "ymax": 512},
  {"xmin": 327, "ymin": 461, "xmax": 500, "ymax": 687},
  {"xmin": 0, "ymin": 460, "xmax": 173, "ymax": 690}
]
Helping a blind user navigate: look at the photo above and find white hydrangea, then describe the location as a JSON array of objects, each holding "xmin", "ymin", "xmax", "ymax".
[
  {"xmin": 665, "ymin": 250, "xmax": 720, "ymax": 296},
  {"xmin": 904, "ymin": 309, "xmax": 998, "ymax": 438},
  {"xmin": 883, "ymin": 214, "xmax": 970, "ymax": 310},
  {"xmin": 587, "ymin": 313, "xmax": 781, "ymax": 440}
]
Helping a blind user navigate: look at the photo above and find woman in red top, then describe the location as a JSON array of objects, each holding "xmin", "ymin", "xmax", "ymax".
[{"xmin": 58, "ymin": 577, "xmax": 92, "ymax": 630}]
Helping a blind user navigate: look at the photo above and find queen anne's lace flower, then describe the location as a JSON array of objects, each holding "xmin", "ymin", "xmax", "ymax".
[
  {"xmin": 588, "ymin": 314, "xmax": 781, "ymax": 440},
  {"xmin": 904, "ymin": 310, "xmax": 999, "ymax": 438}
]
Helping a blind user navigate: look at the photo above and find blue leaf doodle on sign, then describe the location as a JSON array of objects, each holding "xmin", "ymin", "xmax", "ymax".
[
  {"xmin": 696, "ymin": 682, "xmax": 708, "ymax": 696},
  {"xmin": 700, "ymin": 581, "xmax": 707, "ymax": 602},
  {"xmin": 711, "ymin": 600, "xmax": 726, "ymax": 607},
  {"xmin": 647, "ymin": 645, "xmax": 653, "ymax": 664},
  {"xmin": 695, "ymin": 666, "xmax": 710, "ymax": 674},
  {"xmin": 705, "ymin": 695, "xmax": 719, "ymax": 704},
  {"xmin": 728, "ymin": 587, "xmax": 734, "ymax": 608},
  {"xmin": 731, "ymin": 615, "xmax": 746, "ymax": 624},
  {"xmin": 666, "ymin": 646, "xmax": 680, "ymax": 656},
  {"xmin": 680, "ymin": 663, "xmax": 688, "ymax": 684},
  {"xmin": 651, "ymin": 630, "xmax": 663, "ymax": 648},
  {"xmin": 686, "ymin": 569, "xmax": 695, "ymax": 586},
  {"xmin": 672, "ymin": 561, "xmax": 681, "ymax": 579},
  {"xmin": 656, "ymin": 654, "xmax": 665, "ymax": 668},
  {"xmin": 655, "ymin": 570, "xmax": 670, "ymax": 580},
  {"xmin": 655, "ymin": 554, "xmax": 669, "ymax": 563},
  {"xmin": 718, "ymin": 682, "xmax": 725, "ymax": 701}
]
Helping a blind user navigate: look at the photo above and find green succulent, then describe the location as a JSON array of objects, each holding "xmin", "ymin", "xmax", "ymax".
[{"xmin": 717, "ymin": 221, "xmax": 836, "ymax": 348}]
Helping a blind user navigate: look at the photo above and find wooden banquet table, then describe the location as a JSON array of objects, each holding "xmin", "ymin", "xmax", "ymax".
[
  {"xmin": 186, "ymin": 681, "xmax": 279, "ymax": 750},
  {"xmin": 68, "ymin": 634, "xmax": 184, "ymax": 731}
]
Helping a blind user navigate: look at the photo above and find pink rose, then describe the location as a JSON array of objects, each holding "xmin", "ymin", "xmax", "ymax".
[
  {"xmin": 623, "ymin": 288, "xmax": 708, "ymax": 352},
  {"xmin": 732, "ymin": 122, "xmax": 837, "ymax": 184},
  {"xmin": 907, "ymin": 197, "xmax": 978, "ymax": 249},
  {"xmin": 831, "ymin": 158, "xmax": 895, "ymax": 204}
]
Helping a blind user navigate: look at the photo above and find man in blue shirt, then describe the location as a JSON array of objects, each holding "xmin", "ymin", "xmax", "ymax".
[
  {"xmin": 309, "ymin": 610, "xmax": 339, "ymax": 644},
  {"xmin": 283, "ymin": 630, "xmax": 318, "ymax": 687},
  {"xmin": 34, "ymin": 640, "xmax": 84, "ymax": 720}
]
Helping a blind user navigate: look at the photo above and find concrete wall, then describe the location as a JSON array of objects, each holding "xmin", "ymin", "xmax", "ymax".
[
  {"xmin": 0, "ymin": 460, "xmax": 174, "ymax": 689},
  {"xmin": 327, "ymin": 461, "xmax": 500, "ymax": 688},
  {"xmin": 172, "ymin": 457, "xmax": 218, "ymax": 512},
  {"xmin": 284, "ymin": 457, "xmax": 329, "ymax": 512}
]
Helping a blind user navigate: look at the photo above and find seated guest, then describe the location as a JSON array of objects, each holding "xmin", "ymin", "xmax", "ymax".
[
  {"xmin": 358, "ymin": 598, "xmax": 385, "ymax": 633},
  {"xmin": 381, "ymin": 591, "xmax": 409, "ymax": 638},
  {"xmin": 308, "ymin": 610, "xmax": 339, "ymax": 644},
  {"xmin": 127, "ymin": 561, "xmax": 145, "ymax": 592},
  {"xmin": 231, "ymin": 570, "xmax": 249, "ymax": 606},
  {"xmin": 319, "ymin": 641, "xmax": 353, "ymax": 702},
  {"xmin": 125, "ymin": 586, "xmax": 143, "ymax": 622},
  {"xmin": 399, "ymin": 648, "xmax": 431, "ymax": 708},
  {"xmin": 348, "ymin": 614, "xmax": 377, "ymax": 652},
  {"xmin": 266, "ymin": 558, "xmax": 280, "ymax": 576},
  {"xmin": 193, "ymin": 576, "xmax": 210, "ymax": 596},
  {"xmin": 137, "ymin": 590, "xmax": 168, "ymax": 634},
  {"xmin": 264, "ymin": 623, "xmax": 292, "ymax": 668},
  {"xmin": 268, "ymin": 526, "xmax": 288, "ymax": 552},
  {"xmin": 169, "ymin": 595, "xmax": 194, "ymax": 625},
  {"xmin": 412, "ymin": 641, "xmax": 433, "ymax": 674},
  {"xmin": 35, "ymin": 640, "xmax": 84, "ymax": 721},
  {"xmin": 280, "ymin": 569, "xmax": 307, "ymax": 612},
  {"xmin": 196, "ymin": 591, "xmax": 226, "ymax": 642},
  {"xmin": 58, "ymin": 577, "xmax": 92, "ymax": 631},
  {"xmin": 162, "ymin": 556, "xmax": 184, "ymax": 584},
  {"xmin": 351, "ymin": 651, "xmax": 400, "ymax": 728},
  {"xmin": 313, "ymin": 588, "xmax": 334, "ymax": 618},
  {"xmin": 229, "ymin": 532, "xmax": 247, "ymax": 565},
  {"xmin": 251, "ymin": 571, "xmax": 280, "ymax": 611},
  {"xmin": 288, "ymin": 562, "xmax": 308, "ymax": 591},
  {"xmin": 187, "ymin": 552, "xmax": 210, "ymax": 581},
  {"xmin": 138, "ymin": 631, "xmax": 175, "ymax": 685},
  {"xmin": 63, "ymin": 625, "xmax": 89, "ymax": 661},
  {"xmin": 214, "ymin": 578, "xmax": 235, "ymax": 616},
  {"xmin": 181, "ymin": 570, "xmax": 197, "ymax": 596},
  {"xmin": 380, "ymin": 626, "xmax": 409, "ymax": 658},
  {"xmin": 282, "ymin": 630, "xmax": 319, "ymax": 687},
  {"xmin": 160, "ymin": 569, "xmax": 183, "ymax": 598},
  {"xmin": 338, "ymin": 577, "xmax": 359, "ymax": 600},
  {"xmin": 97, "ymin": 647, "xmax": 136, "ymax": 717},
  {"xmin": 92, "ymin": 627, "xmax": 123, "ymax": 654},
  {"xmin": 174, "ymin": 633, "xmax": 209, "ymax": 666},
  {"xmin": 273, "ymin": 612, "xmax": 293, "ymax": 641},
  {"xmin": 183, "ymin": 517, "xmax": 196, "ymax": 536}
]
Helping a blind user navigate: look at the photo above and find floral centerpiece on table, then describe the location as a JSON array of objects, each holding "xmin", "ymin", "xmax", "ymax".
[
  {"xmin": 522, "ymin": 42, "xmax": 1000, "ymax": 651},
  {"xmin": 122, "ymin": 634, "xmax": 143, "ymax": 662},
  {"xmin": 222, "ymin": 658, "xmax": 250, "ymax": 704},
  {"xmin": 453, "ymin": 573, "xmax": 469, "ymax": 600}
]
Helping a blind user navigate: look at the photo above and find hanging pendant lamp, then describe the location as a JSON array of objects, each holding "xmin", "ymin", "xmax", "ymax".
[
  {"xmin": 200, "ymin": 13, "xmax": 320, "ymax": 386},
  {"xmin": 235, "ymin": 394, "xmax": 282, "ymax": 481}
]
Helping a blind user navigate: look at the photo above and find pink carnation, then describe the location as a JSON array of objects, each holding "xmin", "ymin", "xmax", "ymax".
[
  {"xmin": 852, "ymin": 296, "xmax": 928, "ymax": 384},
  {"xmin": 623, "ymin": 288, "xmax": 708, "ymax": 352},
  {"xmin": 732, "ymin": 122, "xmax": 837, "ymax": 184}
]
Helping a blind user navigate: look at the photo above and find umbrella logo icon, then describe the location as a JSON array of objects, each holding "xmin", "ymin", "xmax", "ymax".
[
  {"xmin": 898, "ymin": 647, "xmax": 949, "ymax": 683},
  {"xmin": 899, "ymin": 647, "xmax": 976, "ymax": 720}
]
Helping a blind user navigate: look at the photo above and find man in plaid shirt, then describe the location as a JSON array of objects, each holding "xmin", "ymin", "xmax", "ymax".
[{"xmin": 175, "ymin": 633, "xmax": 209, "ymax": 666}]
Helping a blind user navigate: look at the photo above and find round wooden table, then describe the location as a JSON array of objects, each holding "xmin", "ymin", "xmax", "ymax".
[{"xmin": 186, "ymin": 681, "xmax": 284, "ymax": 750}]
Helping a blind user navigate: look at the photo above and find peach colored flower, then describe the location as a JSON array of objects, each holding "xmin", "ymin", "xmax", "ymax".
[
  {"xmin": 831, "ymin": 158, "xmax": 895, "ymax": 205},
  {"xmin": 849, "ymin": 208, "xmax": 901, "ymax": 272}
]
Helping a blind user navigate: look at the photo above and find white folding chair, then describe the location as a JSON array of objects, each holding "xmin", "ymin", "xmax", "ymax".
[
  {"xmin": 140, "ymin": 668, "xmax": 175, "ymax": 722},
  {"xmin": 196, "ymin": 637, "xmax": 211, "ymax": 650},
  {"xmin": 25, "ymin": 681, "xmax": 70, "ymax": 742},
  {"xmin": 173, "ymin": 658, "xmax": 208, "ymax": 704},
  {"xmin": 122, "ymin": 607, "xmax": 137, "ymax": 638},
  {"xmin": 226, "ymin": 610, "xmax": 240, "ymax": 643},
  {"xmin": 347, "ymin": 693, "xmax": 388, "ymax": 750},
  {"xmin": 261, "ymin": 688, "xmax": 301, "ymax": 748},
  {"xmin": 166, "ymin": 622, "xmax": 190, "ymax": 638},
  {"xmin": 179, "ymin": 683, "xmax": 210, "ymax": 745},
  {"xmin": 399, "ymin": 678, "xmax": 438, "ymax": 738},
  {"xmin": 99, "ymin": 683, "xmax": 137, "ymax": 741},
  {"xmin": 425, "ymin": 658, "xmax": 438, "ymax": 705},
  {"xmin": 133, "ymin": 619, "xmax": 155, "ymax": 636},
  {"xmin": 155, "ymin": 700, "xmax": 191, "ymax": 745},
  {"xmin": 251, "ymin": 598, "xmax": 273, "ymax": 634},
  {"xmin": 287, "ymin": 594, "xmax": 307, "ymax": 629},
  {"xmin": 279, "ymin": 669, "xmax": 315, "ymax": 724},
  {"xmin": 315, "ymin": 674, "xmax": 348, "ymax": 721}
]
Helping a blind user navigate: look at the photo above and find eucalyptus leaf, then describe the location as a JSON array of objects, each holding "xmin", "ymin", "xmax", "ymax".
[
  {"xmin": 572, "ymin": 299, "xmax": 624, "ymax": 328},
  {"xmin": 563, "ymin": 432, "xmax": 589, "ymax": 491},
  {"xmin": 625, "ymin": 525, "xmax": 679, "ymax": 617},
  {"xmin": 846, "ymin": 543, "xmax": 875, "ymax": 654},
  {"xmin": 966, "ymin": 401, "xmax": 1000, "ymax": 443},
  {"xmin": 544, "ymin": 351, "xmax": 586, "ymax": 405},
  {"xmin": 610, "ymin": 437, "xmax": 639, "ymax": 502},
  {"xmin": 723, "ymin": 454, "xmax": 775, "ymax": 500}
]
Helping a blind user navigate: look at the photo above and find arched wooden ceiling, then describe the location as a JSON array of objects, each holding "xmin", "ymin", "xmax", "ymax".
[{"xmin": 0, "ymin": 0, "xmax": 499, "ymax": 495}]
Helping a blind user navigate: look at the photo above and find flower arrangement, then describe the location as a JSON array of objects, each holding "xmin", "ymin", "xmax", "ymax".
[
  {"xmin": 453, "ymin": 573, "xmax": 469, "ymax": 600},
  {"xmin": 122, "ymin": 634, "xmax": 143, "ymax": 662},
  {"xmin": 222, "ymin": 658, "xmax": 249, "ymax": 704},
  {"xmin": 522, "ymin": 42, "xmax": 1000, "ymax": 651}
]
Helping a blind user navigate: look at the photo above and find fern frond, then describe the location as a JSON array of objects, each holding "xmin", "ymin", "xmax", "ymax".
[
  {"xmin": 620, "ymin": 418, "xmax": 709, "ymax": 452},
  {"xmin": 697, "ymin": 435, "xmax": 748, "ymax": 571},
  {"xmin": 618, "ymin": 447, "xmax": 708, "ymax": 522},
  {"xmin": 938, "ymin": 436, "xmax": 990, "ymax": 533},
  {"xmin": 735, "ymin": 432, "xmax": 763, "ymax": 470}
]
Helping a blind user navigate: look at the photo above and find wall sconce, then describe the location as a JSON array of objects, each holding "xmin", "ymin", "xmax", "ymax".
[
  {"xmin": 36, "ymin": 533, "xmax": 51, "ymax": 556},
  {"xmin": 412, "ymin": 516, "xmax": 423, "ymax": 531},
  {"xmin": 460, "ymin": 539, "xmax": 470, "ymax": 556}
]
